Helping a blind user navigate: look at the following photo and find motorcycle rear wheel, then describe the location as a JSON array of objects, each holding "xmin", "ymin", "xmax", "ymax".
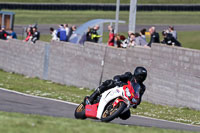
[
  {"xmin": 74, "ymin": 103, "xmax": 86, "ymax": 119},
  {"xmin": 101, "ymin": 101, "xmax": 126, "ymax": 122}
]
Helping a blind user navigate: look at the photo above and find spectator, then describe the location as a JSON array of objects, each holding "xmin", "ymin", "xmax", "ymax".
[
  {"xmin": 64, "ymin": 24, "xmax": 70, "ymax": 41},
  {"xmin": 86, "ymin": 27, "xmax": 92, "ymax": 41},
  {"xmin": 127, "ymin": 31, "xmax": 133, "ymax": 40},
  {"xmin": 90, "ymin": 25, "xmax": 101, "ymax": 43},
  {"xmin": 9, "ymin": 29, "xmax": 17, "ymax": 39},
  {"xmin": 114, "ymin": 34, "xmax": 122, "ymax": 48},
  {"xmin": 168, "ymin": 26, "xmax": 177, "ymax": 39},
  {"xmin": 24, "ymin": 27, "xmax": 33, "ymax": 42},
  {"xmin": 68, "ymin": 25, "xmax": 77, "ymax": 40},
  {"xmin": 50, "ymin": 27, "xmax": 59, "ymax": 41},
  {"xmin": 128, "ymin": 33, "xmax": 136, "ymax": 47},
  {"xmin": 0, "ymin": 28, "xmax": 3, "ymax": 40},
  {"xmin": 148, "ymin": 26, "xmax": 160, "ymax": 47},
  {"xmin": 121, "ymin": 31, "xmax": 133, "ymax": 48},
  {"xmin": 120, "ymin": 35, "xmax": 126, "ymax": 42},
  {"xmin": 0, "ymin": 26, "xmax": 8, "ymax": 40},
  {"xmin": 108, "ymin": 25, "xmax": 114, "ymax": 46},
  {"xmin": 140, "ymin": 28, "xmax": 146, "ymax": 41},
  {"xmin": 135, "ymin": 33, "xmax": 148, "ymax": 47},
  {"xmin": 57, "ymin": 24, "xmax": 67, "ymax": 41},
  {"xmin": 161, "ymin": 30, "xmax": 181, "ymax": 47},
  {"xmin": 31, "ymin": 27, "xmax": 40, "ymax": 43}
]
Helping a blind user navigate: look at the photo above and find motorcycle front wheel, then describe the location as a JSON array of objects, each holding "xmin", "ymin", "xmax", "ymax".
[
  {"xmin": 101, "ymin": 101, "xmax": 127, "ymax": 122},
  {"xmin": 74, "ymin": 103, "xmax": 86, "ymax": 119}
]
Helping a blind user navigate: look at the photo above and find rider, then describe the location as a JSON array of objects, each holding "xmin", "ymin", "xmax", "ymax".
[{"xmin": 85, "ymin": 66, "xmax": 147, "ymax": 109}]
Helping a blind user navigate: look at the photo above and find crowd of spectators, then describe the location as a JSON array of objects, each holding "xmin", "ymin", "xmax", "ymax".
[
  {"xmin": 103, "ymin": 26, "xmax": 150, "ymax": 48},
  {"xmin": 49, "ymin": 24, "xmax": 77, "ymax": 42},
  {"xmin": 0, "ymin": 22, "xmax": 182, "ymax": 48},
  {"xmin": 100, "ymin": 25, "xmax": 182, "ymax": 48}
]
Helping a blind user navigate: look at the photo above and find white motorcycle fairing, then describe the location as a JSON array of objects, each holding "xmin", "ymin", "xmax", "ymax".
[{"xmin": 96, "ymin": 86, "xmax": 130, "ymax": 119}]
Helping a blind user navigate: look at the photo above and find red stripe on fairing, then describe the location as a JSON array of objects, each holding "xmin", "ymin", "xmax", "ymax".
[{"xmin": 113, "ymin": 99, "xmax": 125, "ymax": 107}]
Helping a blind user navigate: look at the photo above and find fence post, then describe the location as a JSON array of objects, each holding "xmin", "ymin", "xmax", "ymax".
[{"xmin": 43, "ymin": 43, "xmax": 50, "ymax": 80}]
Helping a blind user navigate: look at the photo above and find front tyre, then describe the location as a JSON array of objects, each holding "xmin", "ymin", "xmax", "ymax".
[
  {"xmin": 74, "ymin": 103, "xmax": 86, "ymax": 119},
  {"xmin": 101, "ymin": 101, "xmax": 127, "ymax": 122},
  {"xmin": 119, "ymin": 109, "xmax": 131, "ymax": 120}
]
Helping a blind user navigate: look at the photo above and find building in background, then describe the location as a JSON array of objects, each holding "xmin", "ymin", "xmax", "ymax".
[{"xmin": 0, "ymin": 11, "xmax": 15, "ymax": 30}]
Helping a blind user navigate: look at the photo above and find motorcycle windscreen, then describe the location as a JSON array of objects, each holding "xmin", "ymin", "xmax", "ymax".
[{"xmin": 85, "ymin": 103, "xmax": 99, "ymax": 118}]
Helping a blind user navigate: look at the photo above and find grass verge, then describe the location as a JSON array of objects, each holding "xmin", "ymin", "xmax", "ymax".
[
  {"xmin": 0, "ymin": 69, "xmax": 200, "ymax": 125},
  {"xmin": 3, "ymin": 10, "xmax": 200, "ymax": 25},
  {"xmin": 0, "ymin": 111, "xmax": 196, "ymax": 133}
]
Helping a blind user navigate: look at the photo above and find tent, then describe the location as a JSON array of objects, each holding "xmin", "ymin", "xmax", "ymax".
[{"xmin": 69, "ymin": 19, "xmax": 126, "ymax": 45}]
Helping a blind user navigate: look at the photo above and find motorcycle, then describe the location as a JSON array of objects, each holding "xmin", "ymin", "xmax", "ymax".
[{"xmin": 74, "ymin": 81, "xmax": 138, "ymax": 122}]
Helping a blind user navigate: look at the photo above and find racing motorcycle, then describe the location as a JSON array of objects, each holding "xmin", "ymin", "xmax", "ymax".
[{"xmin": 74, "ymin": 81, "xmax": 138, "ymax": 122}]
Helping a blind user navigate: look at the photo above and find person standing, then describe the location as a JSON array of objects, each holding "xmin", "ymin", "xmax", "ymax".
[
  {"xmin": 169, "ymin": 26, "xmax": 177, "ymax": 39},
  {"xmin": 90, "ymin": 25, "xmax": 101, "ymax": 43},
  {"xmin": 50, "ymin": 27, "xmax": 59, "ymax": 41},
  {"xmin": 57, "ymin": 24, "xmax": 67, "ymax": 42},
  {"xmin": 148, "ymin": 27, "xmax": 160, "ymax": 47},
  {"xmin": 140, "ymin": 28, "xmax": 146, "ymax": 41},
  {"xmin": 24, "ymin": 27, "xmax": 33, "ymax": 42},
  {"xmin": 68, "ymin": 25, "xmax": 77, "ymax": 41},
  {"xmin": 64, "ymin": 24, "xmax": 70, "ymax": 41},
  {"xmin": 86, "ymin": 27, "xmax": 92, "ymax": 42},
  {"xmin": 128, "ymin": 33, "xmax": 136, "ymax": 47},
  {"xmin": 31, "ymin": 27, "xmax": 40, "ymax": 43},
  {"xmin": 135, "ymin": 33, "xmax": 148, "ymax": 47},
  {"xmin": 108, "ymin": 25, "xmax": 114, "ymax": 46},
  {"xmin": 0, "ymin": 26, "xmax": 8, "ymax": 40}
]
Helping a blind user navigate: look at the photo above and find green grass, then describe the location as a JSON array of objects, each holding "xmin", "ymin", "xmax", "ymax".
[
  {"xmin": 4, "ymin": 10, "xmax": 200, "ymax": 25},
  {"xmin": 0, "ymin": 69, "xmax": 200, "ymax": 125},
  {"xmin": 178, "ymin": 31, "xmax": 200, "ymax": 49},
  {"xmin": 40, "ymin": 34, "xmax": 52, "ymax": 42},
  {"xmin": 1, "ymin": 0, "xmax": 200, "ymax": 4},
  {"xmin": 0, "ymin": 111, "xmax": 196, "ymax": 133},
  {"xmin": 0, "ymin": 70, "xmax": 91, "ymax": 103}
]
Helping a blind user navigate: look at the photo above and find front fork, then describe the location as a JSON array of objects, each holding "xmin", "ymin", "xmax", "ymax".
[{"xmin": 112, "ymin": 98, "xmax": 130, "ymax": 113}]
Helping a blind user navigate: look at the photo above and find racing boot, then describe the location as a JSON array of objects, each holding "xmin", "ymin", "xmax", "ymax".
[
  {"xmin": 85, "ymin": 88, "xmax": 100, "ymax": 105},
  {"xmin": 85, "ymin": 80, "xmax": 114, "ymax": 105}
]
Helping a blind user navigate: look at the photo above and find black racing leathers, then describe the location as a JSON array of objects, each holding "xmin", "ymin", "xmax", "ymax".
[
  {"xmin": 96, "ymin": 72, "xmax": 146, "ymax": 107},
  {"xmin": 113, "ymin": 72, "xmax": 146, "ymax": 107}
]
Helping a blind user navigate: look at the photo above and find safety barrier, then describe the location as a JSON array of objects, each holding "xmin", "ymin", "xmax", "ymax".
[{"xmin": 0, "ymin": 39, "xmax": 200, "ymax": 110}]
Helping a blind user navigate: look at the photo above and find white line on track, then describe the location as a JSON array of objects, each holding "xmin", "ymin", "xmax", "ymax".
[
  {"xmin": 0, "ymin": 87, "xmax": 199, "ymax": 128},
  {"xmin": 131, "ymin": 115, "xmax": 200, "ymax": 127},
  {"xmin": 0, "ymin": 87, "xmax": 79, "ymax": 106}
]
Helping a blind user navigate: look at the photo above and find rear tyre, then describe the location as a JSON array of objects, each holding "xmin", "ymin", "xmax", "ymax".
[
  {"xmin": 74, "ymin": 103, "xmax": 86, "ymax": 119},
  {"xmin": 101, "ymin": 101, "xmax": 126, "ymax": 122}
]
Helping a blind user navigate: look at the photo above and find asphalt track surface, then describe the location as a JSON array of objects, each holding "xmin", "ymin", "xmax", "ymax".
[{"xmin": 0, "ymin": 88, "xmax": 200, "ymax": 132}]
